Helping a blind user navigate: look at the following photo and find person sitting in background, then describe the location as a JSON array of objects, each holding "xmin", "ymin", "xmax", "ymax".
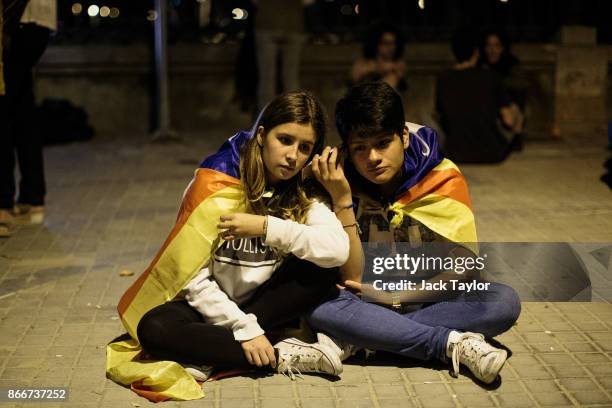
[
  {"xmin": 436, "ymin": 28, "xmax": 523, "ymax": 164},
  {"xmin": 350, "ymin": 23, "xmax": 407, "ymax": 92},
  {"xmin": 479, "ymin": 29, "xmax": 527, "ymax": 112},
  {"xmin": 480, "ymin": 29, "xmax": 527, "ymax": 153}
]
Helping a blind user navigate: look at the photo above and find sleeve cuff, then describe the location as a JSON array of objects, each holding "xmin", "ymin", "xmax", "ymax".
[
  {"xmin": 232, "ymin": 313, "xmax": 265, "ymax": 341},
  {"xmin": 262, "ymin": 215, "xmax": 285, "ymax": 249}
]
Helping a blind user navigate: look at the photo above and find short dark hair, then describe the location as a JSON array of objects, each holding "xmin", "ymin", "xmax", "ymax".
[
  {"xmin": 451, "ymin": 28, "xmax": 478, "ymax": 63},
  {"xmin": 335, "ymin": 81, "xmax": 405, "ymax": 144}
]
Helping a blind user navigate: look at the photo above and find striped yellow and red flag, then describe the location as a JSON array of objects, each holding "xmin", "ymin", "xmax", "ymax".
[
  {"xmin": 107, "ymin": 131, "xmax": 252, "ymax": 401},
  {"xmin": 346, "ymin": 123, "xmax": 477, "ymax": 250},
  {"xmin": 391, "ymin": 123, "xmax": 477, "ymax": 251}
]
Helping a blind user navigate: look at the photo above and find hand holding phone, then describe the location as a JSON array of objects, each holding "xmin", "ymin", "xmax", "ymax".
[{"xmin": 310, "ymin": 146, "xmax": 352, "ymax": 205}]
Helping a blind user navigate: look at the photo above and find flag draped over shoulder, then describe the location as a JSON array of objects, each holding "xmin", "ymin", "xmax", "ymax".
[
  {"xmin": 388, "ymin": 123, "xmax": 478, "ymax": 252},
  {"xmin": 106, "ymin": 131, "xmax": 252, "ymax": 402}
]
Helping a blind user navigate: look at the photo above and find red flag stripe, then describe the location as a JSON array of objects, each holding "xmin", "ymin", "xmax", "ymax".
[{"xmin": 396, "ymin": 168, "xmax": 472, "ymax": 209}]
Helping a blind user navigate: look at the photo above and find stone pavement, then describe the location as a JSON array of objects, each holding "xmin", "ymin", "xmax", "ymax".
[{"xmin": 0, "ymin": 132, "xmax": 611, "ymax": 408}]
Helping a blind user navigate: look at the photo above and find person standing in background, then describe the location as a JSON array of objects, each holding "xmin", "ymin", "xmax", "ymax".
[
  {"xmin": 0, "ymin": 0, "xmax": 56, "ymax": 237},
  {"xmin": 254, "ymin": 0, "xmax": 306, "ymax": 112}
]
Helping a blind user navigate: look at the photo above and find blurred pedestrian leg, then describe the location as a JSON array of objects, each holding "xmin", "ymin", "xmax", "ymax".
[
  {"xmin": 255, "ymin": 0, "xmax": 305, "ymax": 112},
  {"xmin": 255, "ymin": 30, "xmax": 279, "ymax": 110},
  {"xmin": 0, "ymin": 0, "xmax": 56, "ymax": 231}
]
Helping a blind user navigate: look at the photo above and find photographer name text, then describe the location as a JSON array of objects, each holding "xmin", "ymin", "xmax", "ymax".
[{"xmin": 373, "ymin": 279, "xmax": 490, "ymax": 292}]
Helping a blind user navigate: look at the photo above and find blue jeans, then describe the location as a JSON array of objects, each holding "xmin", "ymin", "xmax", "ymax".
[{"xmin": 307, "ymin": 282, "xmax": 521, "ymax": 362}]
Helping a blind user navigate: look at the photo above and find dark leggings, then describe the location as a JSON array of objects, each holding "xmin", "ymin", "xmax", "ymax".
[{"xmin": 137, "ymin": 256, "xmax": 339, "ymax": 369}]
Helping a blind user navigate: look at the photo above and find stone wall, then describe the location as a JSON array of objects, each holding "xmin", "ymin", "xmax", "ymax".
[
  {"xmin": 555, "ymin": 26, "xmax": 609, "ymax": 138},
  {"xmin": 34, "ymin": 35, "xmax": 608, "ymax": 141}
]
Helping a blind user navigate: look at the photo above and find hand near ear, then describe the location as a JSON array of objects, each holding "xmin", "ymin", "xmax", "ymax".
[{"xmin": 312, "ymin": 146, "xmax": 352, "ymax": 207}]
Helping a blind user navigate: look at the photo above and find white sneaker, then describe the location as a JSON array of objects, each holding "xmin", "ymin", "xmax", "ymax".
[
  {"xmin": 183, "ymin": 364, "xmax": 214, "ymax": 381},
  {"xmin": 316, "ymin": 332, "xmax": 360, "ymax": 361},
  {"xmin": 448, "ymin": 332, "xmax": 507, "ymax": 384},
  {"xmin": 275, "ymin": 338, "xmax": 342, "ymax": 380}
]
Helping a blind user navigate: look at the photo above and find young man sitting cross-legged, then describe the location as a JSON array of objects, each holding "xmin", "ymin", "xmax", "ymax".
[{"xmin": 309, "ymin": 81, "xmax": 521, "ymax": 384}]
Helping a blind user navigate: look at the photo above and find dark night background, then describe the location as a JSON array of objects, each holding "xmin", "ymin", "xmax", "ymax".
[{"xmin": 53, "ymin": 0, "xmax": 612, "ymax": 45}]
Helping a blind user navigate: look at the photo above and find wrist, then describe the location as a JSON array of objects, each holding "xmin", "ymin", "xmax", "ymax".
[
  {"xmin": 334, "ymin": 203, "xmax": 355, "ymax": 214},
  {"xmin": 261, "ymin": 216, "xmax": 268, "ymax": 237},
  {"xmin": 332, "ymin": 194, "xmax": 353, "ymax": 208}
]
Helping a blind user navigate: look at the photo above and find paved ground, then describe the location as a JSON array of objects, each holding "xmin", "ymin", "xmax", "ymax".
[{"xmin": 1, "ymin": 130, "xmax": 611, "ymax": 408}]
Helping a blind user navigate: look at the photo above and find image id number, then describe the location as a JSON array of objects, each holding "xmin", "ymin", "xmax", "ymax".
[{"xmin": 2, "ymin": 388, "xmax": 68, "ymax": 401}]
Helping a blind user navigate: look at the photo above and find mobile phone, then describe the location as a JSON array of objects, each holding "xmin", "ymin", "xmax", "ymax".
[
  {"xmin": 301, "ymin": 145, "xmax": 347, "ymax": 181},
  {"xmin": 301, "ymin": 161, "xmax": 313, "ymax": 181}
]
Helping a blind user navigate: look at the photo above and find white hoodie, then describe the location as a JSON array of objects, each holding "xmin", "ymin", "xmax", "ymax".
[{"xmin": 182, "ymin": 200, "xmax": 349, "ymax": 341}]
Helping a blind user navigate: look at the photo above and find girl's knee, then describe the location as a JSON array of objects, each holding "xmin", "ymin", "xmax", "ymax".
[{"xmin": 137, "ymin": 310, "xmax": 168, "ymax": 349}]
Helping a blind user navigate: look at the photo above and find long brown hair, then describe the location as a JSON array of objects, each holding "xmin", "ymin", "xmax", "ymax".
[{"xmin": 240, "ymin": 91, "xmax": 327, "ymax": 223}]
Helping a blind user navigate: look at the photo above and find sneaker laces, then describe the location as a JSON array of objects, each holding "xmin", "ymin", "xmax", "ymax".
[
  {"xmin": 450, "ymin": 332, "xmax": 486, "ymax": 378},
  {"xmin": 277, "ymin": 347, "xmax": 328, "ymax": 381},
  {"xmin": 277, "ymin": 354, "xmax": 303, "ymax": 380}
]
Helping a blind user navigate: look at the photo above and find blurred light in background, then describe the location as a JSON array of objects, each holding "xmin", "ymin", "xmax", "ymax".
[
  {"xmin": 146, "ymin": 10, "xmax": 158, "ymax": 21},
  {"xmin": 100, "ymin": 6, "xmax": 110, "ymax": 17},
  {"xmin": 71, "ymin": 3, "xmax": 82, "ymax": 15},
  {"xmin": 87, "ymin": 4, "xmax": 99, "ymax": 17},
  {"xmin": 231, "ymin": 8, "xmax": 248, "ymax": 20},
  {"xmin": 51, "ymin": 0, "xmax": 612, "ymax": 47}
]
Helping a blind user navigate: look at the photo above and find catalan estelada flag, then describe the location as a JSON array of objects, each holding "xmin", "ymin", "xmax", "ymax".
[
  {"xmin": 391, "ymin": 122, "xmax": 477, "ymax": 251},
  {"xmin": 106, "ymin": 131, "xmax": 252, "ymax": 401},
  {"xmin": 346, "ymin": 122, "xmax": 477, "ymax": 251}
]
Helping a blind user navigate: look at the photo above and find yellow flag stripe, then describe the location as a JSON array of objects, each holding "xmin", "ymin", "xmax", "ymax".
[
  {"xmin": 106, "ymin": 339, "xmax": 205, "ymax": 401},
  {"xmin": 403, "ymin": 193, "xmax": 478, "ymax": 253},
  {"xmin": 433, "ymin": 158, "xmax": 462, "ymax": 173},
  {"xmin": 122, "ymin": 184, "xmax": 245, "ymax": 339}
]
